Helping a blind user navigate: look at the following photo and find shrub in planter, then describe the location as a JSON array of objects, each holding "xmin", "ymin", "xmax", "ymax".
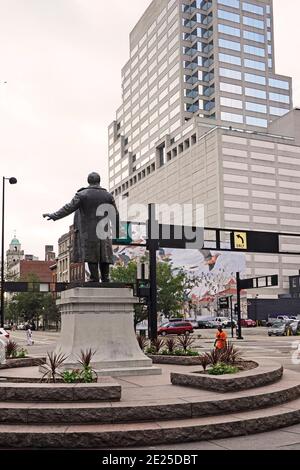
[
  {"xmin": 165, "ymin": 337, "xmax": 177, "ymax": 355},
  {"xmin": 15, "ymin": 348, "xmax": 28, "ymax": 359},
  {"xmin": 174, "ymin": 349, "xmax": 199, "ymax": 357},
  {"xmin": 208, "ymin": 363, "xmax": 239, "ymax": 376},
  {"xmin": 41, "ymin": 351, "xmax": 69, "ymax": 383},
  {"xmin": 5, "ymin": 340, "xmax": 18, "ymax": 359},
  {"xmin": 150, "ymin": 337, "xmax": 165, "ymax": 355},
  {"xmin": 199, "ymin": 354, "xmax": 211, "ymax": 371},
  {"xmin": 136, "ymin": 334, "xmax": 148, "ymax": 352},
  {"xmin": 177, "ymin": 334, "xmax": 195, "ymax": 352},
  {"xmin": 220, "ymin": 343, "xmax": 243, "ymax": 365}
]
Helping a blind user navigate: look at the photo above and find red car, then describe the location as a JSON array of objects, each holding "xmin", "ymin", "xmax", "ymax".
[
  {"xmin": 241, "ymin": 319, "xmax": 257, "ymax": 328},
  {"xmin": 158, "ymin": 321, "xmax": 194, "ymax": 336}
]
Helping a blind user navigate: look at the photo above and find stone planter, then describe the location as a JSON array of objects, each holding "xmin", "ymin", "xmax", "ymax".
[
  {"xmin": 0, "ymin": 357, "xmax": 46, "ymax": 370},
  {"xmin": 148, "ymin": 354, "xmax": 201, "ymax": 366}
]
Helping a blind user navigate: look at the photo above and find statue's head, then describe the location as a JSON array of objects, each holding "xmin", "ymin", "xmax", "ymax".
[{"xmin": 87, "ymin": 172, "xmax": 101, "ymax": 186}]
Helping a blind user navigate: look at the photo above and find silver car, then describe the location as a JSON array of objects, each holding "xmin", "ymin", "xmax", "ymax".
[{"xmin": 268, "ymin": 321, "xmax": 291, "ymax": 337}]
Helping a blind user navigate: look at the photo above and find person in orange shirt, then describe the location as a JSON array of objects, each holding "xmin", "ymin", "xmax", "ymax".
[{"xmin": 214, "ymin": 325, "xmax": 228, "ymax": 350}]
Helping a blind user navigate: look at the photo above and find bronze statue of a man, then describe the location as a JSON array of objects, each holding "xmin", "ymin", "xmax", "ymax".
[{"xmin": 43, "ymin": 172, "xmax": 118, "ymax": 283}]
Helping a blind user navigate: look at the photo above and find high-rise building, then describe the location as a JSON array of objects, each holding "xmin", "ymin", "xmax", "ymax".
[
  {"xmin": 108, "ymin": 0, "xmax": 299, "ymax": 296},
  {"xmin": 108, "ymin": 0, "xmax": 292, "ymax": 194}
]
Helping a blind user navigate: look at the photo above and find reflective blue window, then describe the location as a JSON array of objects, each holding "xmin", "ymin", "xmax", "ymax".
[
  {"xmin": 245, "ymin": 87, "xmax": 266, "ymax": 99},
  {"xmin": 244, "ymin": 44, "xmax": 265, "ymax": 57},
  {"xmin": 244, "ymin": 73, "xmax": 266, "ymax": 85},
  {"xmin": 218, "ymin": 0, "xmax": 240, "ymax": 8},
  {"xmin": 218, "ymin": 9, "xmax": 240, "ymax": 23},
  {"xmin": 242, "ymin": 2, "xmax": 264, "ymax": 15},
  {"xmin": 268, "ymin": 58, "xmax": 273, "ymax": 68},
  {"xmin": 219, "ymin": 53, "xmax": 242, "ymax": 66},
  {"xmin": 243, "ymin": 30, "xmax": 265, "ymax": 43},
  {"xmin": 245, "ymin": 102, "xmax": 267, "ymax": 113},
  {"xmin": 221, "ymin": 97, "xmax": 243, "ymax": 109},
  {"xmin": 221, "ymin": 112, "xmax": 244, "ymax": 123},
  {"xmin": 219, "ymin": 68, "xmax": 242, "ymax": 80},
  {"xmin": 246, "ymin": 116, "xmax": 268, "ymax": 127},
  {"xmin": 219, "ymin": 38, "xmax": 241, "ymax": 51},
  {"xmin": 269, "ymin": 93, "xmax": 290, "ymax": 104},
  {"xmin": 218, "ymin": 24, "xmax": 241, "ymax": 37},
  {"xmin": 243, "ymin": 16, "xmax": 264, "ymax": 29},
  {"xmin": 269, "ymin": 107, "xmax": 289, "ymax": 117},
  {"xmin": 244, "ymin": 59, "xmax": 265, "ymax": 71},
  {"xmin": 269, "ymin": 78, "xmax": 289, "ymax": 90}
]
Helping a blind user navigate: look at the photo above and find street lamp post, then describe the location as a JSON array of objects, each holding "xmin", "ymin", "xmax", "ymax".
[{"xmin": 1, "ymin": 176, "xmax": 18, "ymax": 328}]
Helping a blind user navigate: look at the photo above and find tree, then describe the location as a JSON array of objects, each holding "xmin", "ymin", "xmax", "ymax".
[
  {"xmin": 5, "ymin": 274, "xmax": 60, "ymax": 329},
  {"xmin": 110, "ymin": 259, "xmax": 188, "ymax": 323},
  {"xmin": 156, "ymin": 263, "xmax": 186, "ymax": 318}
]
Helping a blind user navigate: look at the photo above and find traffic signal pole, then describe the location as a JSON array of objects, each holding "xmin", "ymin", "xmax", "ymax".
[
  {"xmin": 147, "ymin": 204, "xmax": 158, "ymax": 341},
  {"xmin": 236, "ymin": 272, "xmax": 244, "ymax": 340}
]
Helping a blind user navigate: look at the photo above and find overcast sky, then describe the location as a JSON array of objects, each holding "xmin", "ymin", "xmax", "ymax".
[{"xmin": 0, "ymin": 0, "xmax": 299, "ymax": 259}]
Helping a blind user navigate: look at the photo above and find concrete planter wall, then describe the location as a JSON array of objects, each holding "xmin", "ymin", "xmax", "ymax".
[
  {"xmin": 0, "ymin": 357, "xmax": 46, "ymax": 370},
  {"xmin": 148, "ymin": 354, "xmax": 201, "ymax": 366}
]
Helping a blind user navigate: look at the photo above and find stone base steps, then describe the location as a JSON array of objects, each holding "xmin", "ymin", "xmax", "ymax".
[{"xmin": 1, "ymin": 398, "xmax": 300, "ymax": 448}]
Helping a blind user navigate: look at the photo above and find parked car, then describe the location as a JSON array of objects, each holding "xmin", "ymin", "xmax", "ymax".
[
  {"xmin": 266, "ymin": 316, "xmax": 291, "ymax": 327},
  {"xmin": 0, "ymin": 328, "xmax": 10, "ymax": 342},
  {"xmin": 268, "ymin": 321, "xmax": 293, "ymax": 337},
  {"xmin": 17, "ymin": 324, "xmax": 25, "ymax": 330},
  {"xmin": 186, "ymin": 318, "xmax": 200, "ymax": 329},
  {"xmin": 241, "ymin": 319, "xmax": 257, "ymax": 328},
  {"xmin": 158, "ymin": 321, "xmax": 194, "ymax": 336}
]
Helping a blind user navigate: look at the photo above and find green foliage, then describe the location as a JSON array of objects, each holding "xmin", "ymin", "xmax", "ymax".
[
  {"xmin": 62, "ymin": 369, "xmax": 82, "ymax": 383},
  {"xmin": 156, "ymin": 263, "xmax": 186, "ymax": 318},
  {"xmin": 111, "ymin": 259, "xmax": 189, "ymax": 323},
  {"xmin": 208, "ymin": 363, "xmax": 239, "ymax": 376},
  {"xmin": 15, "ymin": 348, "xmax": 28, "ymax": 359},
  {"xmin": 173, "ymin": 349, "xmax": 199, "ymax": 357},
  {"xmin": 5, "ymin": 274, "xmax": 60, "ymax": 329}
]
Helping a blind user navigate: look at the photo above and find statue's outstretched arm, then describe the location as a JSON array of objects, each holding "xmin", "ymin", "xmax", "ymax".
[{"xmin": 43, "ymin": 194, "xmax": 81, "ymax": 221}]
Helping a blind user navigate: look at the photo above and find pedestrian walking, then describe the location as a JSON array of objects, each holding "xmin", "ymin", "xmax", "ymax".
[
  {"xmin": 214, "ymin": 325, "xmax": 227, "ymax": 351},
  {"xmin": 25, "ymin": 323, "xmax": 34, "ymax": 346}
]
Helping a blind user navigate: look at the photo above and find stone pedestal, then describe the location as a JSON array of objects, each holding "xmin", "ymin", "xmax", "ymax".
[{"xmin": 53, "ymin": 287, "xmax": 161, "ymax": 377}]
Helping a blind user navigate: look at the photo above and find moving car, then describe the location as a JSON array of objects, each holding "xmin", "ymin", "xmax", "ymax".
[
  {"xmin": 158, "ymin": 321, "xmax": 194, "ymax": 336},
  {"xmin": 241, "ymin": 319, "xmax": 257, "ymax": 328},
  {"xmin": 268, "ymin": 321, "xmax": 293, "ymax": 337},
  {"xmin": 0, "ymin": 328, "xmax": 10, "ymax": 342}
]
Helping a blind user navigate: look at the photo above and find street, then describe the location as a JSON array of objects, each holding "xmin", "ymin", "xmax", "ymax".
[{"xmin": 10, "ymin": 326, "xmax": 300, "ymax": 373}]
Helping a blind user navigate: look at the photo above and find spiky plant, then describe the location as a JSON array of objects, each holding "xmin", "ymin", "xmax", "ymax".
[
  {"xmin": 77, "ymin": 348, "xmax": 96, "ymax": 369},
  {"xmin": 177, "ymin": 334, "xmax": 195, "ymax": 352},
  {"xmin": 199, "ymin": 354, "xmax": 211, "ymax": 372},
  {"xmin": 5, "ymin": 340, "xmax": 18, "ymax": 359},
  {"xmin": 219, "ymin": 343, "xmax": 243, "ymax": 365},
  {"xmin": 150, "ymin": 337, "xmax": 165, "ymax": 354},
  {"xmin": 136, "ymin": 335, "xmax": 148, "ymax": 352},
  {"xmin": 41, "ymin": 351, "xmax": 68, "ymax": 383},
  {"xmin": 165, "ymin": 337, "xmax": 177, "ymax": 355},
  {"xmin": 77, "ymin": 348, "xmax": 97, "ymax": 382},
  {"xmin": 204, "ymin": 348, "xmax": 223, "ymax": 366}
]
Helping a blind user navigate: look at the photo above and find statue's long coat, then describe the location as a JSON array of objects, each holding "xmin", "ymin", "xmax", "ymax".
[{"xmin": 51, "ymin": 185, "xmax": 118, "ymax": 264}]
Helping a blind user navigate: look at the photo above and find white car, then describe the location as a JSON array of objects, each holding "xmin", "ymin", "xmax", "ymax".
[{"xmin": 0, "ymin": 328, "xmax": 10, "ymax": 342}]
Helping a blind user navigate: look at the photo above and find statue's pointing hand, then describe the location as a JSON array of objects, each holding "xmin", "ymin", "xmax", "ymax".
[{"xmin": 43, "ymin": 213, "xmax": 55, "ymax": 221}]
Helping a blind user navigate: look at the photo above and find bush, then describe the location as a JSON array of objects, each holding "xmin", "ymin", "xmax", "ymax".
[
  {"xmin": 208, "ymin": 363, "xmax": 239, "ymax": 376},
  {"xmin": 41, "ymin": 351, "xmax": 68, "ymax": 383},
  {"xmin": 62, "ymin": 369, "xmax": 82, "ymax": 383},
  {"xmin": 16, "ymin": 348, "xmax": 28, "ymax": 359},
  {"xmin": 220, "ymin": 343, "xmax": 243, "ymax": 365}
]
